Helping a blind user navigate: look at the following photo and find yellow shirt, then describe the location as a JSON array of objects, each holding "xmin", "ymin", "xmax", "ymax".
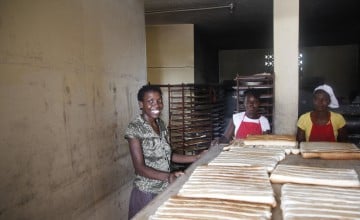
[{"xmin": 297, "ymin": 111, "xmax": 346, "ymax": 141}]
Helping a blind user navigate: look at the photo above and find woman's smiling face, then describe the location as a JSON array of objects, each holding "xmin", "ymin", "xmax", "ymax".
[{"xmin": 139, "ymin": 91, "xmax": 163, "ymax": 120}]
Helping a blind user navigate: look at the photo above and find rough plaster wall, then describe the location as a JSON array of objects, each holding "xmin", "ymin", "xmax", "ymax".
[{"xmin": 0, "ymin": 0, "xmax": 145, "ymax": 219}]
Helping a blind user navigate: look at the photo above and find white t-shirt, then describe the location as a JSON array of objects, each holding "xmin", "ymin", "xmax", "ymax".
[{"xmin": 233, "ymin": 112, "xmax": 270, "ymax": 136}]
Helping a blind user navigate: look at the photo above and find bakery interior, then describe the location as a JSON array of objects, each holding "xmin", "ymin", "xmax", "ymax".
[{"xmin": 0, "ymin": 0, "xmax": 360, "ymax": 220}]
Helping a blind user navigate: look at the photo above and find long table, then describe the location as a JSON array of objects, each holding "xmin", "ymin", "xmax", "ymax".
[{"xmin": 133, "ymin": 144, "xmax": 360, "ymax": 220}]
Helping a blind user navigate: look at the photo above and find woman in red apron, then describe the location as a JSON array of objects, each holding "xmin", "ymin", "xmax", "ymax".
[
  {"xmin": 308, "ymin": 111, "xmax": 336, "ymax": 142},
  {"xmin": 235, "ymin": 110, "xmax": 263, "ymax": 139},
  {"xmin": 297, "ymin": 84, "xmax": 347, "ymax": 142},
  {"xmin": 216, "ymin": 89, "xmax": 270, "ymax": 143}
]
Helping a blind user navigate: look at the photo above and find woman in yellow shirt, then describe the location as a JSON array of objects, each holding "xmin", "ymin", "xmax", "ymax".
[{"xmin": 296, "ymin": 84, "xmax": 347, "ymax": 142}]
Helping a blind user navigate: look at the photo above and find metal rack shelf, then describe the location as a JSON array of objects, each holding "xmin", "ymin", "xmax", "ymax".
[{"xmin": 162, "ymin": 84, "xmax": 225, "ymax": 154}]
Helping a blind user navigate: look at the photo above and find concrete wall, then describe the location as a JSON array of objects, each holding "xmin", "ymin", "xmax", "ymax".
[
  {"xmin": 273, "ymin": 0, "xmax": 299, "ymax": 134},
  {"xmin": 219, "ymin": 49, "xmax": 270, "ymax": 81},
  {"xmin": 194, "ymin": 31, "xmax": 219, "ymax": 84},
  {"xmin": 146, "ymin": 24, "xmax": 194, "ymax": 84},
  {"xmin": 0, "ymin": 1, "xmax": 145, "ymax": 219}
]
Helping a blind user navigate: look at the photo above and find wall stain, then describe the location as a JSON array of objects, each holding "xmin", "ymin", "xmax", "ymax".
[
  {"xmin": 111, "ymin": 82, "xmax": 118, "ymax": 122},
  {"xmin": 92, "ymin": 83, "xmax": 97, "ymax": 125},
  {"xmin": 126, "ymin": 86, "xmax": 134, "ymax": 117},
  {"xmin": 44, "ymin": 101, "xmax": 49, "ymax": 111},
  {"xmin": 28, "ymin": 81, "xmax": 38, "ymax": 86},
  {"xmin": 70, "ymin": 143, "xmax": 77, "ymax": 173},
  {"xmin": 0, "ymin": 208, "xmax": 4, "ymax": 216},
  {"xmin": 62, "ymin": 78, "xmax": 73, "ymax": 179},
  {"xmin": 16, "ymin": 192, "xmax": 36, "ymax": 207},
  {"xmin": 114, "ymin": 132, "xmax": 118, "ymax": 140},
  {"xmin": 65, "ymin": 86, "xmax": 70, "ymax": 94},
  {"xmin": 64, "ymin": 85, "xmax": 72, "ymax": 105},
  {"xmin": 63, "ymin": 110, "xmax": 67, "ymax": 125},
  {"xmin": 96, "ymin": 87, "xmax": 100, "ymax": 98},
  {"xmin": 49, "ymin": 175, "xmax": 73, "ymax": 192}
]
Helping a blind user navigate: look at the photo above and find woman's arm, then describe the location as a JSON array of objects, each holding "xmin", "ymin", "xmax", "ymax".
[
  {"xmin": 127, "ymin": 138, "xmax": 169, "ymax": 182},
  {"xmin": 337, "ymin": 126, "xmax": 348, "ymax": 142},
  {"xmin": 220, "ymin": 120, "xmax": 235, "ymax": 143},
  {"xmin": 210, "ymin": 121, "xmax": 234, "ymax": 146},
  {"xmin": 172, "ymin": 153, "xmax": 199, "ymax": 164},
  {"xmin": 172, "ymin": 148, "xmax": 209, "ymax": 164},
  {"xmin": 296, "ymin": 127, "xmax": 306, "ymax": 142}
]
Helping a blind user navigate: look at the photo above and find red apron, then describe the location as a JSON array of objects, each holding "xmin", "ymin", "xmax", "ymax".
[
  {"xmin": 235, "ymin": 115, "xmax": 262, "ymax": 139},
  {"xmin": 309, "ymin": 119, "xmax": 336, "ymax": 142}
]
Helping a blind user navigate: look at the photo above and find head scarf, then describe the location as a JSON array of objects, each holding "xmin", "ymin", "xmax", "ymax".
[{"xmin": 314, "ymin": 84, "xmax": 339, "ymax": 108}]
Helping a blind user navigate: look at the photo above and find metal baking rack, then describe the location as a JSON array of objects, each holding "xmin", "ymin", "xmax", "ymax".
[{"xmin": 156, "ymin": 84, "xmax": 225, "ymax": 154}]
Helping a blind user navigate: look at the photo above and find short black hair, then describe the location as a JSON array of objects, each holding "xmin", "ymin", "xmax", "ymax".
[
  {"xmin": 137, "ymin": 85, "xmax": 163, "ymax": 101},
  {"xmin": 244, "ymin": 89, "xmax": 261, "ymax": 100}
]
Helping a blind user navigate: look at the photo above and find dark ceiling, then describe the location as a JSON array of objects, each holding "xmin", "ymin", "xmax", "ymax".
[{"xmin": 144, "ymin": 0, "xmax": 360, "ymax": 49}]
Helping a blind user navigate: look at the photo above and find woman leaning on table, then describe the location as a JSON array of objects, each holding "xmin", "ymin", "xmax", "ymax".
[
  {"xmin": 125, "ymin": 85, "xmax": 204, "ymax": 219},
  {"xmin": 296, "ymin": 84, "xmax": 348, "ymax": 142}
]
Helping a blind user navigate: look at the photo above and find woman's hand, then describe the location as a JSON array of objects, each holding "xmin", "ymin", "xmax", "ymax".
[
  {"xmin": 198, "ymin": 149, "xmax": 208, "ymax": 158},
  {"xmin": 168, "ymin": 171, "xmax": 184, "ymax": 183}
]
